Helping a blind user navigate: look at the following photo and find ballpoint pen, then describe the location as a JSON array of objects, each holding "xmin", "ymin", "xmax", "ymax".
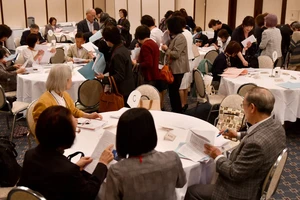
[{"xmin": 217, "ymin": 129, "xmax": 228, "ymax": 137}]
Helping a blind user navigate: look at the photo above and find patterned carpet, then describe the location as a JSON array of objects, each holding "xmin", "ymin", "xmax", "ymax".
[{"xmin": 0, "ymin": 96, "xmax": 299, "ymax": 199}]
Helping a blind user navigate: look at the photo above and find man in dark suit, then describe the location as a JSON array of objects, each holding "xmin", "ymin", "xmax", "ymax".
[
  {"xmin": 77, "ymin": 8, "xmax": 100, "ymax": 42},
  {"xmin": 185, "ymin": 87, "xmax": 286, "ymax": 200},
  {"xmin": 20, "ymin": 24, "xmax": 46, "ymax": 45}
]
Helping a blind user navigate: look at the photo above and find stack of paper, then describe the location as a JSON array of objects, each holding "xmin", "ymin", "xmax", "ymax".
[
  {"xmin": 220, "ymin": 68, "xmax": 248, "ymax": 78},
  {"xmin": 77, "ymin": 118, "xmax": 107, "ymax": 130},
  {"xmin": 241, "ymin": 35, "xmax": 257, "ymax": 47}
]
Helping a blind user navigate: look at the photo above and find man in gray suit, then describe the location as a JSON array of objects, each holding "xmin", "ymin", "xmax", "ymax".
[{"xmin": 185, "ymin": 87, "xmax": 286, "ymax": 200}]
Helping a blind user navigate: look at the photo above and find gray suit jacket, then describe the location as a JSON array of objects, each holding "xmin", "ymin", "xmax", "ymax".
[
  {"xmin": 105, "ymin": 150, "xmax": 186, "ymax": 200},
  {"xmin": 212, "ymin": 117, "xmax": 286, "ymax": 200},
  {"xmin": 259, "ymin": 27, "xmax": 282, "ymax": 59},
  {"xmin": 0, "ymin": 62, "xmax": 17, "ymax": 92},
  {"xmin": 166, "ymin": 33, "xmax": 190, "ymax": 74},
  {"xmin": 66, "ymin": 44, "xmax": 90, "ymax": 60}
]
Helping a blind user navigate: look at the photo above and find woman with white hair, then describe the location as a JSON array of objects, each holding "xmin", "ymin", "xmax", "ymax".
[{"xmin": 33, "ymin": 64, "xmax": 102, "ymax": 122}]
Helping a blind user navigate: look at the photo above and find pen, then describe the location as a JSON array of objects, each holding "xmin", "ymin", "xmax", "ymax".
[{"xmin": 217, "ymin": 129, "xmax": 228, "ymax": 137}]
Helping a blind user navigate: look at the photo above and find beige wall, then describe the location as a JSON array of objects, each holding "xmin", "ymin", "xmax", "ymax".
[
  {"xmin": 285, "ymin": 0, "xmax": 300, "ymax": 25},
  {"xmin": 205, "ymin": 0, "xmax": 229, "ymax": 31},
  {"xmin": 159, "ymin": 0, "xmax": 175, "ymax": 21},
  {"xmin": 194, "ymin": 0, "xmax": 205, "ymax": 29},
  {"xmin": 263, "ymin": 0, "xmax": 282, "ymax": 23},
  {"xmin": 175, "ymin": 0, "xmax": 194, "ymax": 17},
  {"xmin": 236, "ymin": 0, "xmax": 255, "ymax": 26},
  {"xmin": 94, "ymin": 0, "xmax": 106, "ymax": 11},
  {"xmin": 106, "ymin": 0, "xmax": 115, "ymax": 18},
  {"xmin": 128, "ymin": 0, "xmax": 141, "ymax": 35},
  {"xmin": 114, "ymin": 0, "xmax": 127, "ymax": 20},
  {"xmin": 26, "ymin": 0, "xmax": 47, "ymax": 27},
  {"xmin": 142, "ymin": 0, "xmax": 159, "ymax": 25},
  {"xmin": 2, "ymin": 0, "xmax": 26, "ymax": 29},
  {"xmin": 67, "ymin": 0, "xmax": 84, "ymax": 22},
  {"xmin": 84, "ymin": 0, "xmax": 94, "ymax": 15},
  {"xmin": 47, "ymin": 0, "xmax": 66, "ymax": 23}
]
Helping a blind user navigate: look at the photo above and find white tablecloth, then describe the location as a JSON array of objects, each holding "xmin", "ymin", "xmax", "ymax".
[
  {"xmin": 17, "ymin": 65, "xmax": 85, "ymax": 103},
  {"xmin": 192, "ymin": 46, "xmax": 217, "ymax": 69},
  {"xmin": 54, "ymin": 32, "xmax": 76, "ymax": 43},
  {"xmin": 15, "ymin": 43, "xmax": 71, "ymax": 56},
  {"xmin": 63, "ymin": 110, "xmax": 237, "ymax": 200},
  {"xmin": 218, "ymin": 69, "xmax": 300, "ymax": 123}
]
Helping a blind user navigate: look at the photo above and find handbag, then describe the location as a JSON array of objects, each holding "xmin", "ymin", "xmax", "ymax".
[
  {"xmin": 98, "ymin": 76, "xmax": 124, "ymax": 112},
  {"xmin": 160, "ymin": 64, "xmax": 174, "ymax": 84},
  {"xmin": 138, "ymin": 95, "xmax": 161, "ymax": 110}
]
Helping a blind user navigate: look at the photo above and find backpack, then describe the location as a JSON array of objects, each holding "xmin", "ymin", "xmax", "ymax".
[
  {"xmin": 0, "ymin": 137, "xmax": 21, "ymax": 187},
  {"xmin": 198, "ymin": 59, "xmax": 213, "ymax": 75}
]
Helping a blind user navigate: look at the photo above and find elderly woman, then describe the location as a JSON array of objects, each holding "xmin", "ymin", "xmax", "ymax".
[
  {"xmin": 161, "ymin": 16, "xmax": 190, "ymax": 113},
  {"xmin": 105, "ymin": 108, "xmax": 186, "ymax": 200},
  {"xmin": 96, "ymin": 26, "xmax": 135, "ymax": 104},
  {"xmin": 259, "ymin": 14, "xmax": 282, "ymax": 65},
  {"xmin": 117, "ymin": 9, "xmax": 131, "ymax": 47},
  {"xmin": 18, "ymin": 106, "xmax": 113, "ymax": 200},
  {"xmin": 33, "ymin": 64, "xmax": 102, "ymax": 122},
  {"xmin": 44, "ymin": 17, "xmax": 58, "ymax": 38}
]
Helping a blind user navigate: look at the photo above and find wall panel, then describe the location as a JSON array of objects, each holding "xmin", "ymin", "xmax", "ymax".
[
  {"xmin": 2, "ymin": 0, "xmax": 26, "ymax": 28},
  {"xmin": 84, "ymin": 0, "xmax": 93, "ymax": 15},
  {"xmin": 159, "ymin": 0, "xmax": 175, "ymax": 22},
  {"xmin": 66, "ymin": 0, "xmax": 83, "ymax": 22},
  {"xmin": 194, "ymin": 0, "xmax": 205, "ymax": 29},
  {"xmin": 26, "ymin": 0, "xmax": 47, "ymax": 27},
  {"xmin": 263, "ymin": 0, "xmax": 282, "ymax": 23},
  {"xmin": 94, "ymin": 0, "xmax": 106, "ymax": 11},
  {"xmin": 128, "ymin": 0, "xmax": 141, "ymax": 35},
  {"xmin": 47, "ymin": 0, "xmax": 66, "ymax": 22},
  {"xmin": 205, "ymin": 0, "xmax": 229, "ymax": 31},
  {"xmin": 142, "ymin": 0, "xmax": 159, "ymax": 25},
  {"xmin": 106, "ymin": 0, "xmax": 115, "ymax": 18},
  {"xmin": 114, "ymin": 0, "xmax": 127, "ymax": 20},
  {"xmin": 285, "ymin": 0, "xmax": 300, "ymax": 24},
  {"xmin": 175, "ymin": 0, "xmax": 194, "ymax": 18},
  {"xmin": 236, "ymin": 0, "xmax": 255, "ymax": 26}
]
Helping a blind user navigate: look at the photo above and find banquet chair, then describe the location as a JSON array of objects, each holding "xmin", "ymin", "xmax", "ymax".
[
  {"xmin": 204, "ymin": 50, "xmax": 219, "ymax": 64},
  {"xmin": 258, "ymin": 56, "xmax": 273, "ymax": 68},
  {"xmin": 50, "ymin": 47, "xmax": 65, "ymax": 64},
  {"xmin": 14, "ymin": 38, "xmax": 21, "ymax": 48},
  {"xmin": 75, "ymin": 79, "xmax": 103, "ymax": 113},
  {"xmin": 237, "ymin": 83, "xmax": 257, "ymax": 97},
  {"xmin": 260, "ymin": 148, "xmax": 288, "ymax": 200},
  {"xmin": 0, "ymin": 85, "xmax": 29, "ymax": 141},
  {"xmin": 193, "ymin": 69, "xmax": 225, "ymax": 121},
  {"xmin": 47, "ymin": 34, "xmax": 57, "ymax": 43},
  {"xmin": 7, "ymin": 186, "xmax": 46, "ymax": 200},
  {"xmin": 26, "ymin": 99, "xmax": 38, "ymax": 148},
  {"xmin": 136, "ymin": 84, "xmax": 161, "ymax": 110},
  {"xmin": 214, "ymin": 94, "xmax": 245, "ymax": 132}
]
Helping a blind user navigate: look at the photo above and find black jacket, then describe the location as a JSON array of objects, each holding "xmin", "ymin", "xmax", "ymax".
[
  {"xmin": 20, "ymin": 30, "xmax": 46, "ymax": 46},
  {"xmin": 77, "ymin": 19, "xmax": 100, "ymax": 42},
  {"xmin": 18, "ymin": 145, "xmax": 107, "ymax": 200}
]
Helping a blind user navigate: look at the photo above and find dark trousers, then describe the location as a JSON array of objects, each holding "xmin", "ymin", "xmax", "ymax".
[
  {"xmin": 169, "ymin": 74, "xmax": 184, "ymax": 113},
  {"xmin": 184, "ymin": 184, "xmax": 215, "ymax": 200}
]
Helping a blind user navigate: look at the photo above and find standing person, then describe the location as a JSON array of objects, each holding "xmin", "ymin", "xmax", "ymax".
[
  {"xmin": 19, "ymin": 105, "xmax": 113, "ymax": 200},
  {"xmin": 117, "ymin": 9, "xmax": 131, "ymax": 47},
  {"xmin": 185, "ymin": 87, "xmax": 286, "ymax": 200},
  {"xmin": 254, "ymin": 13, "xmax": 268, "ymax": 53},
  {"xmin": 77, "ymin": 8, "xmax": 100, "ymax": 42},
  {"xmin": 44, "ymin": 17, "xmax": 59, "ymax": 38},
  {"xmin": 179, "ymin": 8, "xmax": 196, "ymax": 31},
  {"xmin": 161, "ymin": 16, "xmax": 189, "ymax": 113},
  {"xmin": 159, "ymin": 10, "xmax": 173, "ymax": 32},
  {"xmin": 259, "ymin": 14, "xmax": 282, "ymax": 65},
  {"xmin": 96, "ymin": 26, "xmax": 135, "ymax": 105},
  {"xmin": 105, "ymin": 108, "xmax": 186, "ymax": 200},
  {"xmin": 94, "ymin": 7, "xmax": 103, "ymax": 25},
  {"xmin": 141, "ymin": 15, "xmax": 163, "ymax": 47},
  {"xmin": 208, "ymin": 19, "xmax": 232, "ymax": 45},
  {"xmin": 288, "ymin": 22, "xmax": 300, "ymax": 71}
]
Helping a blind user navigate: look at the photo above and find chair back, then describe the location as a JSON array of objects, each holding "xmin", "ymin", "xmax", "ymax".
[
  {"xmin": 237, "ymin": 83, "xmax": 257, "ymax": 97},
  {"xmin": 0, "ymin": 85, "xmax": 9, "ymax": 110},
  {"xmin": 258, "ymin": 56, "xmax": 273, "ymax": 68},
  {"xmin": 204, "ymin": 50, "xmax": 219, "ymax": 64},
  {"xmin": 261, "ymin": 148, "xmax": 288, "ymax": 200},
  {"xmin": 7, "ymin": 186, "xmax": 46, "ymax": 200},
  {"xmin": 193, "ymin": 69, "xmax": 206, "ymax": 98},
  {"xmin": 0, "ymin": 187, "xmax": 14, "ymax": 199},
  {"xmin": 77, "ymin": 79, "xmax": 103, "ymax": 108},
  {"xmin": 50, "ymin": 48, "xmax": 65, "ymax": 64},
  {"xmin": 47, "ymin": 34, "xmax": 57, "ymax": 43},
  {"xmin": 26, "ymin": 100, "xmax": 37, "ymax": 138},
  {"xmin": 14, "ymin": 38, "xmax": 21, "ymax": 48},
  {"xmin": 136, "ymin": 84, "xmax": 161, "ymax": 110}
]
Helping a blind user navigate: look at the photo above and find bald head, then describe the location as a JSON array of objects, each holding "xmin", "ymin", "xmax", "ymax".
[
  {"xmin": 86, "ymin": 8, "xmax": 96, "ymax": 22},
  {"xmin": 245, "ymin": 87, "xmax": 275, "ymax": 115}
]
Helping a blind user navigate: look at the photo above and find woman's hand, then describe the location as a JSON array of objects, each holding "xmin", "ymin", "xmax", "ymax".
[
  {"xmin": 96, "ymin": 73, "xmax": 104, "ymax": 79},
  {"xmin": 99, "ymin": 144, "xmax": 114, "ymax": 165},
  {"xmin": 50, "ymin": 48, "xmax": 56, "ymax": 54},
  {"xmin": 132, "ymin": 59, "xmax": 137, "ymax": 66},
  {"xmin": 242, "ymin": 60, "xmax": 249, "ymax": 67},
  {"xmin": 117, "ymin": 25, "xmax": 122, "ymax": 29},
  {"xmin": 37, "ymin": 50, "xmax": 45, "ymax": 56},
  {"xmin": 76, "ymin": 157, "xmax": 93, "ymax": 171},
  {"xmin": 13, "ymin": 64, "xmax": 22, "ymax": 69},
  {"xmin": 16, "ymin": 67, "xmax": 26, "ymax": 74},
  {"xmin": 85, "ymin": 112, "xmax": 103, "ymax": 120}
]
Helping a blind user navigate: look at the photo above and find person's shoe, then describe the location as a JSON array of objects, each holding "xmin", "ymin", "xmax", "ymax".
[{"xmin": 182, "ymin": 104, "xmax": 188, "ymax": 112}]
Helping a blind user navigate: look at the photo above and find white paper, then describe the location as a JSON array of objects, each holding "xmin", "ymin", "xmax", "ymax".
[
  {"xmin": 110, "ymin": 107, "xmax": 129, "ymax": 119},
  {"xmin": 85, "ymin": 130, "xmax": 116, "ymax": 173},
  {"xmin": 89, "ymin": 30, "xmax": 103, "ymax": 43},
  {"xmin": 4, "ymin": 54, "xmax": 17, "ymax": 62},
  {"xmin": 130, "ymin": 47, "xmax": 141, "ymax": 60},
  {"xmin": 73, "ymin": 57, "xmax": 87, "ymax": 63},
  {"xmin": 127, "ymin": 90, "xmax": 142, "ymax": 108},
  {"xmin": 241, "ymin": 35, "xmax": 257, "ymax": 47},
  {"xmin": 34, "ymin": 44, "xmax": 52, "ymax": 64},
  {"xmin": 82, "ymin": 42, "xmax": 99, "ymax": 52},
  {"xmin": 77, "ymin": 118, "xmax": 107, "ymax": 130}
]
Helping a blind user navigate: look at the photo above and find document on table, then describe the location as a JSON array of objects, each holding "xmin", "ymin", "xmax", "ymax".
[
  {"xmin": 89, "ymin": 30, "xmax": 102, "ymax": 43},
  {"xmin": 277, "ymin": 81, "xmax": 300, "ymax": 89},
  {"xmin": 34, "ymin": 44, "xmax": 52, "ymax": 64},
  {"xmin": 77, "ymin": 118, "xmax": 107, "ymax": 130},
  {"xmin": 73, "ymin": 57, "xmax": 87, "ymax": 63},
  {"xmin": 220, "ymin": 68, "xmax": 248, "ymax": 78},
  {"xmin": 85, "ymin": 130, "xmax": 116, "ymax": 174},
  {"xmin": 82, "ymin": 42, "xmax": 98, "ymax": 52},
  {"xmin": 241, "ymin": 35, "xmax": 257, "ymax": 47},
  {"xmin": 176, "ymin": 129, "xmax": 229, "ymax": 162}
]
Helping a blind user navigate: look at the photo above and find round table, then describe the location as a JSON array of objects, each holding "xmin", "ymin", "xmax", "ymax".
[
  {"xmin": 218, "ymin": 68, "xmax": 300, "ymax": 123},
  {"xmin": 64, "ymin": 109, "xmax": 237, "ymax": 200},
  {"xmin": 15, "ymin": 43, "xmax": 71, "ymax": 56},
  {"xmin": 192, "ymin": 46, "xmax": 217, "ymax": 69},
  {"xmin": 16, "ymin": 65, "xmax": 86, "ymax": 103}
]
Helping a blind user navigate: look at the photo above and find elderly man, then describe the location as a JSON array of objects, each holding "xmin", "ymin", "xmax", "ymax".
[
  {"xmin": 20, "ymin": 24, "xmax": 46, "ymax": 46},
  {"xmin": 77, "ymin": 8, "xmax": 100, "ymax": 42},
  {"xmin": 185, "ymin": 87, "xmax": 286, "ymax": 200}
]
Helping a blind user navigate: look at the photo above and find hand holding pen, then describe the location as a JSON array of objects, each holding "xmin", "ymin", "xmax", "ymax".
[{"xmin": 217, "ymin": 129, "xmax": 238, "ymax": 141}]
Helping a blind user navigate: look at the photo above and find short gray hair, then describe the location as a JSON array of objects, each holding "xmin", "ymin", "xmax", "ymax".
[
  {"xmin": 46, "ymin": 64, "xmax": 72, "ymax": 93},
  {"xmin": 245, "ymin": 87, "xmax": 275, "ymax": 115},
  {"xmin": 86, "ymin": 8, "xmax": 95, "ymax": 14}
]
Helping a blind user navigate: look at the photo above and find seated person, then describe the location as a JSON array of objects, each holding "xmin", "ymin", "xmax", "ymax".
[
  {"xmin": 212, "ymin": 41, "xmax": 241, "ymax": 89},
  {"xmin": 193, "ymin": 26, "xmax": 208, "ymax": 47},
  {"xmin": 32, "ymin": 64, "xmax": 102, "ymax": 122},
  {"xmin": 105, "ymin": 108, "xmax": 186, "ymax": 200},
  {"xmin": 44, "ymin": 17, "xmax": 59, "ymax": 38},
  {"xmin": 18, "ymin": 105, "xmax": 114, "ymax": 200},
  {"xmin": 214, "ymin": 29, "xmax": 231, "ymax": 53},
  {"xmin": 185, "ymin": 87, "xmax": 286, "ymax": 200},
  {"xmin": 15, "ymin": 33, "xmax": 56, "ymax": 64},
  {"xmin": 20, "ymin": 24, "xmax": 46, "ymax": 46},
  {"xmin": 66, "ymin": 32, "xmax": 93, "ymax": 63}
]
